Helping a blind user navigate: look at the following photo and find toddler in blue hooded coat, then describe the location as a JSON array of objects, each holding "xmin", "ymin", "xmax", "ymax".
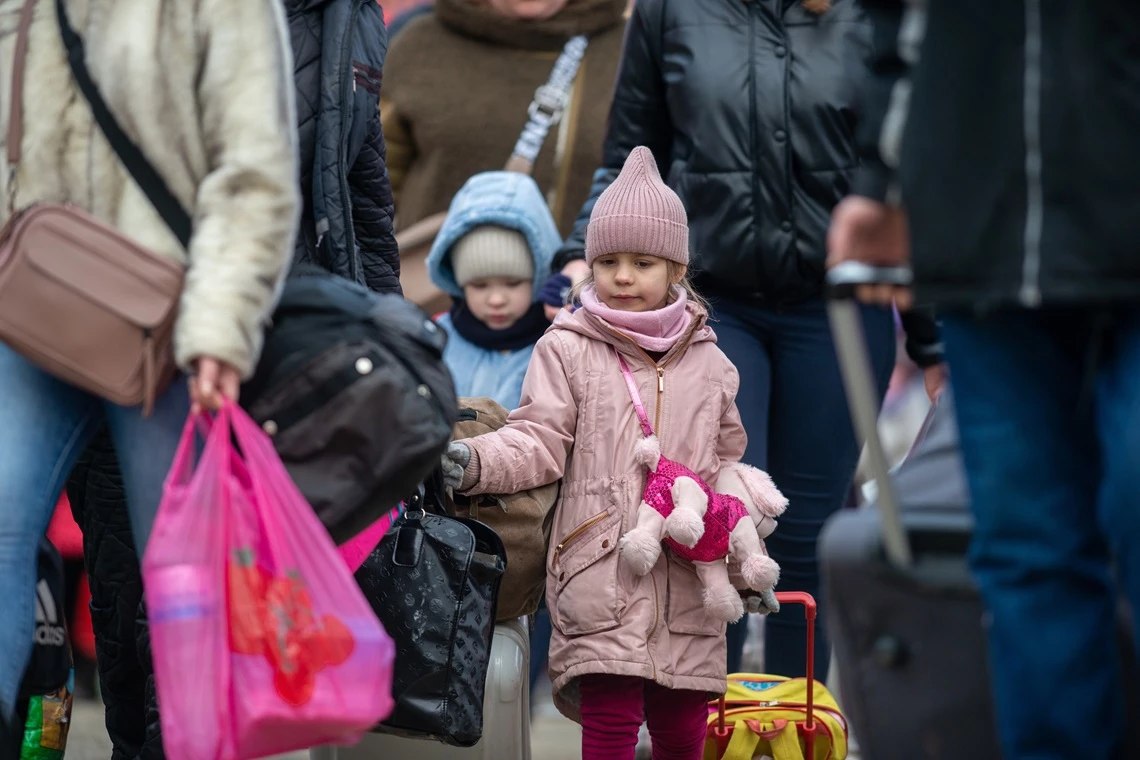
[{"xmin": 426, "ymin": 172, "xmax": 560, "ymax": 409}]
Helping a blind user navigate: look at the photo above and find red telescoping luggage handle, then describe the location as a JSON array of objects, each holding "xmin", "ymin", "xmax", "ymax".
[{"xmin": 716, "ymin": 592, "xmax": 818, "ymax": 759}]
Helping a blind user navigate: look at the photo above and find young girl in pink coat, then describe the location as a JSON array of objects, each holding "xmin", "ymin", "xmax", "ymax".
[{"xmin": 441, "ymin": 147, "xmax": 765, "ymax": 760}]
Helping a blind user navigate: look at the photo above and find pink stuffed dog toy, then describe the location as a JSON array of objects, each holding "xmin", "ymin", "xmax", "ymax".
[{"xmin": 618, "ymin": 437, "xmax": 788, "ymax": 622}]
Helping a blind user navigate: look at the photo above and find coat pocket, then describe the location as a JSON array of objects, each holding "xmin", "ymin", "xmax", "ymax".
[
  {"xmin": 665, "ymin": 554, "xmax": 727, "ymax": 637},
  {"xmin": 549, "ymin": 509, "xmax": 623, "ymax": 636}
]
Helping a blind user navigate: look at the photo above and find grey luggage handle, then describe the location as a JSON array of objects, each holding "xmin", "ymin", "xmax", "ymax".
[{"xmin": 825, "ymin": 262, "xmax": 913, "ymax": 568}]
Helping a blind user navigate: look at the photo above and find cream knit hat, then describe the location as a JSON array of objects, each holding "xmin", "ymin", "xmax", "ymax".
[
  {"xmin": 450, "ymin": 225, "xmax": 535, "ymax": 287},
  {"xmin": 585, "ymin": 146, "xmax": 689, "ymax": 266}
]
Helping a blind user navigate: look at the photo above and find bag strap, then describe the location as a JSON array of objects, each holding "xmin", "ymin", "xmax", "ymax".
[
  {"xmin": 615, "ymin": 349, "xmax": 655, "ymax": 438},
  {"xmin": 721, "ymin": 721, "xmax": 762, "ymax": 760},
  {"xmin": 6, "ymin": 0, "xmax": 36, "ymax": 173},
  {"xmin": 766, "ymin": 720, "xmax": 808, "ymax": 760},
  {"xmin": 504, "ymin": 34, "xmax": 589, "ymax": 175},
  {"xmin": 721, "ymin": 719, "xmax": 806, "ymax": 760},
  {"xmin": 53, "ymin": 0, "xmax": 192, "ymax": 248}
]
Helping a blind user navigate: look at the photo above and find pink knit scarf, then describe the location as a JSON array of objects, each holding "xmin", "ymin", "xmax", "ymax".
[{"xmin": 579, "ymin": 285, "xmax": 692, "ymax": 353}]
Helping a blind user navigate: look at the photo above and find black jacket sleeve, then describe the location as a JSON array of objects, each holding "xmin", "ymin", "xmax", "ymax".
[
  {"xmin": 856, "ymin": 2, "xmax": 940, "ymax": 364},
  {"xmin": 351, "ymin": 113, "xmax": 402, "ymax": 295},
  {"xmin": 899, "ymin": 306, "xmax": 944, "ymax": 368},
  {"xmin": 551, "ymin": 0, "xmax": 673, "ymax": 272},
  {"xmin": 851, "ymin": 0, "xmax": 908, "ymax": 202}
]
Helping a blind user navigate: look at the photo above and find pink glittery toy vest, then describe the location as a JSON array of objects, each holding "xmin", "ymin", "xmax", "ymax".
[{"xmin": 617, "ymin": 352, "xmax": 748, "ymax": 563}]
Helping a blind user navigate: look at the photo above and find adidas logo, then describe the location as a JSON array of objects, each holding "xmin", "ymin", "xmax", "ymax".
[{"xmin": 33, "ymin": 579, "xmax": 66, "ymax": 647}]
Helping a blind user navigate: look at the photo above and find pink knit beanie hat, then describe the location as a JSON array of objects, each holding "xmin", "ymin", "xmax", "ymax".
[{"xmin": 585, "ymin": 146, "xmax": 689, "ymax": 266}]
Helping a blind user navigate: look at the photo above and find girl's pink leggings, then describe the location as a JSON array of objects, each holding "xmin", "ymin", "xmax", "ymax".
[{"xmin": 579, "ymin": 673, "xmax": 709, "ymax": 760}]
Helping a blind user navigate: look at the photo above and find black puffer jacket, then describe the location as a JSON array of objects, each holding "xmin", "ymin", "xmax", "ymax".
[
  {"xmin": 67, "ymin": 430, "xmax": 162, "ymax": 760},
  {"xmin": 555, "ymin": 0, "xmax": 873, "ymax": 304},
  {"xmin": 288, "ymin": 0, "xmax": 400, "ymax": 294}
]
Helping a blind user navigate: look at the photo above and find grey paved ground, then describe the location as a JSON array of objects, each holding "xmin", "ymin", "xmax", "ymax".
[
  {"xmin": 62, "ymin": 700, "xmax": 112, "ymax": 760},
  {"xmin": 65, "ymin": 686, "xmax": 577, "ymax": 760},
  {"xmin": 66, "ymin": 698, "xmax": 309, "ymax": 760},
  {"xmin": 65, "ymin": 617, "xmax": 854, "ymax": 760}
]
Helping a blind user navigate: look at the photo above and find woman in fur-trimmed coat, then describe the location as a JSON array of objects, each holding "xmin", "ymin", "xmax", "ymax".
[{"xmin": 0, "ymin": 0, "xmax": 298, "ymax": 721}]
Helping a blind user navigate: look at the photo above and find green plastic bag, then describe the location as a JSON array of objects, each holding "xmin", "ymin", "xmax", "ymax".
[{"xmin": 20, "ymin": 671, "xmax": 72, "ymax": 760}]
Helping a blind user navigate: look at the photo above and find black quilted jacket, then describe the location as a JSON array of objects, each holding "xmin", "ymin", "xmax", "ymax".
[
  {"xmin": 288, "ymin": 0, "xmax": 401, "ymax": 294},
  {"xmin": 555, "ymin": 0, "xmax": 874, "ymax": 304},
  {"xmin": 67, "ymin": 430, "xmax": 162, "ymax": 760}
]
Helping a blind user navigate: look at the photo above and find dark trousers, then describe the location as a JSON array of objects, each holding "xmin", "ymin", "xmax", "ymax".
[
  {"xmin": 942, "ymin": 308, "xmax": 1140, "ymax": 760},
  {"xmin": 712, "ymin": 295, "xmax": 896, "ymax": 679}
]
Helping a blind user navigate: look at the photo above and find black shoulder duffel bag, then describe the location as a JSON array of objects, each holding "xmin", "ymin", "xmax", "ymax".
[{"xmin": 241, "ymin": 267, "xmax": 458, "ymax": 543}]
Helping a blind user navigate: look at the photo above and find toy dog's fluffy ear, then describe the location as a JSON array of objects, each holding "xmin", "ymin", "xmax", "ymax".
[
  {"xmin": 634, "ymin": 436, "xmax": 661, "ymax": 470},
  {"xmin": 719, "ymin": 462, "xmax": 788, "ymax": 518}
]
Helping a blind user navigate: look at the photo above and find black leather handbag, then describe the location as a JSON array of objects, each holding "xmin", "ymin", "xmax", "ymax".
[{"xmin": 354, "ymin": 481, "xmax": 507, "ymax": 746}]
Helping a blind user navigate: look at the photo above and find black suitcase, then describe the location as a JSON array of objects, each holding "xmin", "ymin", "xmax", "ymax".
[
  {"xmin": 819, "ymin": 392, "xmax": 1001, "ymax": 760},
  {"xmin": 819, "ymin": 263, "xmax": 1138, "ymax": 760}
]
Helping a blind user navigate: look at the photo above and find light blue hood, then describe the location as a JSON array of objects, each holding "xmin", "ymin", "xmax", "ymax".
[{"xmin": 427, "ymin": 171, "xmax": 560, "ymax": 299}]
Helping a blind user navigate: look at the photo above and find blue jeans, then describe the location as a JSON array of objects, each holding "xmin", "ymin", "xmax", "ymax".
[
  {"xmin": 0, "ymin": 343, "xmax": 189, "ymax": 714},
  {"xmin": 529, "ymin": 605, "xmax": 552, "ymax": 698},
  {"xmin": 711, "ymin": 296, "xmax": 896, "ymax": 678},
  {"xmin": 941, "ymin": 308, "xmax": 1140, "ymax": 760}
]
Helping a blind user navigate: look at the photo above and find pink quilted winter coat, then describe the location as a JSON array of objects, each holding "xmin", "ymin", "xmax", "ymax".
[{"xmin": 461, "ymin": 301, "xmax": 747, "ymax": 721}]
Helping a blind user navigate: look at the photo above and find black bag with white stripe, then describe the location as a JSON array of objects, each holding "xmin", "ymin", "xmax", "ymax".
[{"xmin": 20, "ymin": 538, "xmax": 71, "ymax": 698}]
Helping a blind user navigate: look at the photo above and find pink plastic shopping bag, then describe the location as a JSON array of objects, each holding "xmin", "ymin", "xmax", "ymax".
[{"xmin": 144, "ymin": 404, "xmax": 395, "ymax": 760}]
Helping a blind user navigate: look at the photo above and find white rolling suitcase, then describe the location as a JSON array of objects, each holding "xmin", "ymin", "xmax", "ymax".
[{"xmin": 311, "ymin": 617, "xmax": 532, "ymax": 760}]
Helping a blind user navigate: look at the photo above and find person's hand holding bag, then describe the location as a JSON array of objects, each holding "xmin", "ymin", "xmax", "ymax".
[
  {"xmin": 189, "ymin": 357, "xmax": 242, "ymax": 412},
  {"xmin": 441, "ymin": 441, "xmax": 472, "ymax": 491}
]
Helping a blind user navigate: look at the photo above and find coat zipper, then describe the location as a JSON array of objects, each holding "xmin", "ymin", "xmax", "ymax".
[
  {"xmin": 551, "ymin": 511, "xmax": 609, "ymax": 567},
  {"xmin": 339, "ymin": 0, "xmax": 363, "ymax": 283},
  {"xmin": 1019, "ymin": 0, "xmax": 1044, "ymax": 307},
  {"xmin": 747, "ymin": 4, "xmax": 763, "ymax": 293},
  {"xmin": 604, "ymin": 328, "xmax": 692, "ymax": 681},
  {"xmin": 647, "ymin": 571, "xmax": 659, "ymax": 680},
  {"xmin": 607, "ymin": 328, "xmax": 689, "ymax": 441}
]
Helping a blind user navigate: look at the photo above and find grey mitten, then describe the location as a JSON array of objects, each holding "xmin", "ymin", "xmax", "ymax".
[
  {"xmin": 743, "ymin": 587, "xmax": 781, "ymax": 615},
  {"xmin": 441, "ymin": 441, "xmax": 471, "ymax": 491}
]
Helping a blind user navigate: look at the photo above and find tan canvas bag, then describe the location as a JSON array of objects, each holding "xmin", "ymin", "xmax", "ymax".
[
  {"xmin": 447, "ymin": 397, "xmax": 559, "ymax": 622},
  {"xmin": 0, "ymin": 0, "xmax": 186, "ymax": 416},
  {"xmin": 396, "ymin": 35, "xmax": 588, "ymax": 314}
]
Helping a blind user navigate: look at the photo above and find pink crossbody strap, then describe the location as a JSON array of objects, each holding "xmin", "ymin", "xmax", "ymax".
[{"xmin": 616, "ymin": 349, "xmax": 656, "ymax": 438}]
